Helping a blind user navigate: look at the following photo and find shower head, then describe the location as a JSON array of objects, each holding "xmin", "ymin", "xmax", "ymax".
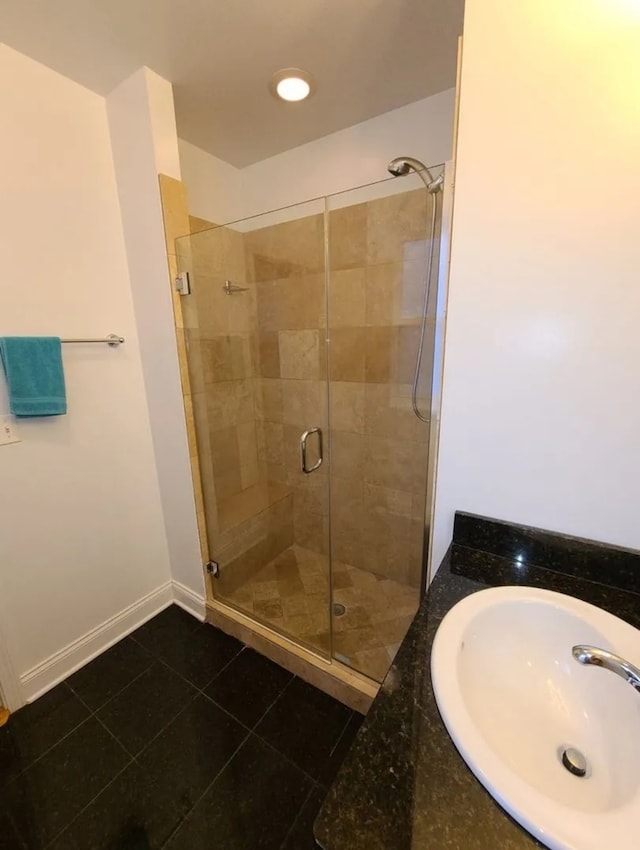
[{"xmin": 387, "ymin": 156, "xmax": 443, "ymax": 193}]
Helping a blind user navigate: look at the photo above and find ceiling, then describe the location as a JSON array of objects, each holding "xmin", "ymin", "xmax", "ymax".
[{"xmin": 0, "ymin": 0, "xmax": 464, "ymax": 166}]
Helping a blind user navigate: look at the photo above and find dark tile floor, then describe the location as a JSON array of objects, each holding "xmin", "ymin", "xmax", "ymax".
[{"xmin": 0, "ymin": 605, "xmax": 364, "ymax": 849}]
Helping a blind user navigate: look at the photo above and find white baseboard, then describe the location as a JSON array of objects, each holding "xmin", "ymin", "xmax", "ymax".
[
  {"xmin": 20, "ymin": 581, "xmax": 174, "ymax": 703},
  {"xmin": 172, "ymin": 580, "xmax": 206, "ymax": 621}
]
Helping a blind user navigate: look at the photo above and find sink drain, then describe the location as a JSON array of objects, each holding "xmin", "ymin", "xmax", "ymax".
[
  {"xmin": 333, "ymin": 602, "xmax": 346, "ymax": 617},
  {"xmin": 560, "ymin": 747, "xmax": 588, "ymax": 778}
]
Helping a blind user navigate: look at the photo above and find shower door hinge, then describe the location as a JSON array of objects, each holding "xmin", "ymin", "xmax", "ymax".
[
  {"xmin": 175, "ymin": 272, "xmax": 191, "ymax": 296},
  {"xmin": 206, "ymin": 560, "xmax": 220, "ymax": 578}
]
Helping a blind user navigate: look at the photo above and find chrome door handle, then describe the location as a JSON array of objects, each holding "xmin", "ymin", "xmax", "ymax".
[{"xmin": 300, "ymin": 427, "xmax": 323, "ymax": 474}]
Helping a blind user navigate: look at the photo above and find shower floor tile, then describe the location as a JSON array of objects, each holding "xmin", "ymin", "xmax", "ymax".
[{"xmin": 222, "ymin": 544, "xmax": 420, "ymax": 682}]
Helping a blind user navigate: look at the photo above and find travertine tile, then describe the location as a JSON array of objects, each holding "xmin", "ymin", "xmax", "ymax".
[
  {"xmin": 193, "ymin": 275, "xmax": 229, "ymax": 335},
  {"xmin": 158, "ymin": 175, "xmax": 190, "ymax": 247},
  {"xmin": 227, "ymin": 283, "xmax": 255, "ymax": 334},
  {"xmin": 185, "ymin": 330, "xmax": 204, "ymax": 395},
  {"xmin": 365, "ymin": 263, "xmax": 401, "ymax": 326},
  {"xmin": 279, "ymin": 329, "xmax": 320, "ymax": 379},
  {"xmin": 329, "ymin": 268, "xmax": 366, "ymax": 326},
  {"xmin": 395, "ymin": 324, "xmax": 422, "ymax": 384},
  {"xmin": 252, "ymin": 579, "xmax": 280, "ymax": 601},
  {"xmin": 257, "ymin": 274, "xmax": 326, "ymax": 332},
  {"xmin": 364, "ymin": 434, "xmax": 426, "ymax": 492},
  {"xmin": 191, "ymin": 226, "xmax": 227, "ymax": 278},
  {"xmin": 331, "ymin": 476, "xmax": 364, "ymax": 526},
  {"xmin": 189, "ymin": 215, "xmax": 216, "ymax": 234},
  {"xmin": 201, "ymin": 336, "xmax": 246, "ymax": 383},
  {"xmin": 329, "ymin": 327, "xmax": 366, "ymax": 382},
  {"xmin": 364, "ymin": 382, "xmax": 429, "ymax": 443},
  {"xmin": 206, "ymin": 379, "xmax": 254, "ymax": 429},
  {"xmin": 329, "ymin": 203, "xmax": 367, "ymax": 270},
  {"xmin": 281, "ymin": 595, "xmax": 309, "ymax": 618},
  {"xmin": 292, "ymin": 478, "xmax": 328, "ymax": 516},
  {"xmin": 367, "ymin": 188, "xmax": 428, "ymax": 265},
  {"xmin": 262, "ymin": 422, "xmax": 285, "ymax": 465},
  {"xmin": 238, "ymin": 421, "xmax": 260, "ymax": 490},
  {"xmin": 329, "ymin": 381, "xmax": 364, "ymax": 434},
  {"xmin": 331, "ymin": 430, "xmax": 365, "ymax": 478},
  {"xmin": 259, "ymin": 378, "xmax": 283, "ymax": 422},
  {"xmin": 396, "ymin": 259, "xmax": 430, "ymax": 322},
  {"xmin": 256, "ymin": 280, "xmax": 280, "ymax": 331},
  {"xmin": 331, "ymin": 515, "xmax": 364, "ymax": 569},
  {"xmin": 281, "ymin": 379, "xmax": 325, "ymax": 426},
  {"xmin": 365, "ymin": 326, "xmax": 397, "ymax": 383},
  {"xmin": 351, "ymin": 648, "xmax": 392, "ymax": 682},
  {"xmin": 217, "ymin": 543, "xmax": 419, "ymax": 682},
  {"xmin": 293, "ymin": 502, "xmax": 328, "ymax": 554},
  {"xmin": 258, "ymin": 331, "xmax": 280, "ymax": 378},
  {"xmin": 244, "ymin": 213, "xmax": 324, "ymax": 282},
  {"xmin": 363, "ymin": 481, "xmax": 413, "ymax": 518},
  {"xmin": 280, "ymin": 275, "xmax": 325, "ymax": 330},
  {"xmin": 211, "ymin": 426, "xmax": 241, "ymax": 500},
  {"xmin": 253, "ymin": 598, "xmax": 284, "ymax": 621}
]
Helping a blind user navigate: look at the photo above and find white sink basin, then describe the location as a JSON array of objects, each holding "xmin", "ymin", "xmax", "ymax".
[{"xmin": 431, "ymin": 586, "xmax": 640, "ymax": 850}]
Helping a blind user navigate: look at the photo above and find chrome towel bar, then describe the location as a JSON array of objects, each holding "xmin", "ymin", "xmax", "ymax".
[{"xmin": 61, "ymin": 334, "xmax": 124, "ymax": 347}]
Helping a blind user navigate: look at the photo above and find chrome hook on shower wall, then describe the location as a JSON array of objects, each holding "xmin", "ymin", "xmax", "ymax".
[{"xmin": 223, "ymin": 280, "xmax": 249, "ymax": 295}]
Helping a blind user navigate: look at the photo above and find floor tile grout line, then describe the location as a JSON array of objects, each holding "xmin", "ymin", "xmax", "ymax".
[
  {"xmin": 201, "ymin": 662, "xmax": 295, "ymax": 735},
  {"xmin": 67, "ymin": 655, "xmax": 153, "ymax": 718},
  {"xmin": 1, "ymin": 709, "xmax": 97, "ymax": 792},
  {"xmin": 42, "ymin": 759, "xmax": 134, "ymax": 849},
  {"xmin": 40, "ymin": 633, "xmax": 244, "ymax": 848},
  {"xmin": 158, "ymin": 728, "xmax": 253, "ymax": 849},
  {"xmin": 128, "ymin": 640, "xmax": 254, "ymax": 758},
  {"xmin": 44, "ymin": 659, "xmax": 251, "ymax": 849},
  {"xmin": 245, "ymin": 670, "xmax": 296, "ymax": 731},
  {"xmin": 199, "ymin": 643, "xmax": 248, "ymax": 692},
  {"xmin": 10, "ymin": 615, "xmax": 351, "ymax": 850},
  {"xmin": 132, "ymin": 687, "xmax": 203, "ymax": 762},
  {"xmin": 326, "ymin": 709, "xmax": 357, "ymax": 760},
  {"xmin": 277, "ymin": 781, "xmax": 320, "ymax": 850},
  {"xmin": 5, "ymin": 613, "xmax": 250, "ymax": 845},
  {"xmin": 249, "ymin": 727, "xmax": 321, "ymax": 789},
  {"xmin": 198, "ymin": 691, "xmax": 254, "ymax": 734},
  {"xmin": 92, "ymin": 712, "xmax": 140, "ymax": 762}
]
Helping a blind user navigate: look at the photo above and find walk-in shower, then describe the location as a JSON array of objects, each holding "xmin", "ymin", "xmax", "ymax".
[{"xmin": 176, "ymin": 160, "xmax": 444, "ymax": 683}]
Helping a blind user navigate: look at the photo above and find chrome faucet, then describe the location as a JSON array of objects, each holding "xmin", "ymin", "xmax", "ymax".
[{"xmin": 572, "ymin": 645, "xmax": 640, "ymax": 693}]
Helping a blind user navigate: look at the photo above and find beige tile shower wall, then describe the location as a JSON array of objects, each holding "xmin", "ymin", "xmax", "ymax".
[
  {"xmin": 160, "ymin": 177, "xmax": 296, "ymax": 600},
  {"xmin": 167, "ymin": 184, "xmax": 436, "ymax": 593},
  {"xmin": 245, "ymin": 213, "xmax": 330, "ymax": 558},
  {"xmin": 158, "ymin": 175, "xmax": 210, "ymax": 567},
  {"xmin": 327, "ymin": 187, "xmax": 437, "ymax": 587},
  {"xmin": 185, "ymin": 223, "xmax": 262, "ymax": 515},
  {"xmin": 180, "ymin": 215, "xmax": 295, "ymax": 595},
  {"xmin": 244, "ymin": 191, "xmax": 436, "ymax": 585}
]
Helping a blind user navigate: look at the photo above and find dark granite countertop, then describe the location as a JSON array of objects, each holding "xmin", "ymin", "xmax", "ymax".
[{"xmin": 315, "ymin": 515, "xmax": 640, "ymax": 850}]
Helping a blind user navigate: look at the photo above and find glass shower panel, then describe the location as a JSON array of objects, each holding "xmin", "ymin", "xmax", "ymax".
[
  {"xmin": 326, "ymin": 172, "xmax": 442, "ymax": 681},
  {"xmin": 176, "ymin": 199, "xmax": 331, "ymax": 656}
]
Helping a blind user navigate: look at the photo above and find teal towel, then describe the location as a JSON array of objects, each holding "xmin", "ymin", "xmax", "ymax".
[{"xmin": 0, "ymin": 337, "xmax": 67, "ymax": 417}]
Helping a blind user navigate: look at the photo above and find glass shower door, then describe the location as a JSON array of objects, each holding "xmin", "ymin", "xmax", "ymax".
[
  {"xmin": 326, "ymin": 173, "xmax": 442, "ymax": 681},
  {"xmin": 177, "ymin": 199, "xmax": 331, "ymax": 656}
]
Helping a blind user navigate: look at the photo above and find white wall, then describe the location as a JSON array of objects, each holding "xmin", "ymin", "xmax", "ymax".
[
  {"xmin": 432, "ymin": 0, "xmax": 640, "ymax": 569},
  {"xmin": 179, "ymin": 89, "xmax": 456, "ymax": 223},
  {"xmin": 178, "ymin": 139, "xmax": 245, "ymax": 225},
  {"xmin": 0, "ymin": 46, "xmax": 172, "ymax": 701},
  {"xmin": 107, "ymin": 69, "xmax": 204, "ymax": 609}
]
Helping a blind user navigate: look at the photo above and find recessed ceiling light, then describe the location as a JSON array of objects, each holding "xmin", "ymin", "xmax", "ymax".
[{"xmin": 270, "ymin": 68, "xmax": 314, "ymax": 102}]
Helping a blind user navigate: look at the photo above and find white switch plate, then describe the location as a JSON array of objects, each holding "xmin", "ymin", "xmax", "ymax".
[{"xmin": 0, "ymin": 414, "xmax": 20, "ymax": 445}]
